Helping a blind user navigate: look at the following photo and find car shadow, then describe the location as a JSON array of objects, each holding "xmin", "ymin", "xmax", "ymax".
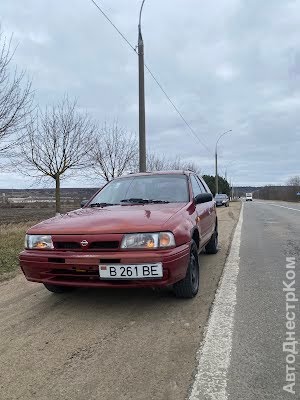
[{"xmin": 39, "ymin": 285, "xmax": 179, "ymax": 312}]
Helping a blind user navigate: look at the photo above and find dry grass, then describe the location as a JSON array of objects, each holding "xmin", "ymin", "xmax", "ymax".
[{"xmin": 0, "ymin": 222, "xmax": 37, "ymax": 280}]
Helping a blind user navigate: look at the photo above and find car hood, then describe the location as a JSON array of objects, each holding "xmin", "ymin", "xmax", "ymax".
[{"xmin": 28, "ymin": 203, "xmax": 186, "ymax": 235}]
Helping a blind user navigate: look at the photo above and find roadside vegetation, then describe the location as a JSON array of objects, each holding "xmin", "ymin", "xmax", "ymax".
[{"xmin": 0, "ymin": 222, "xmax": 35, "ymax": 280}]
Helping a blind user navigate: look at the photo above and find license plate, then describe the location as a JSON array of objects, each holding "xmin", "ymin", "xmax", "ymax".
[{"xmin": 99, "ymin": 263, "xmax": 163, "ymax": 279}]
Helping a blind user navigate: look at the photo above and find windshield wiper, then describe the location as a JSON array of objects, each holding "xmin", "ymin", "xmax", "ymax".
[
  {"xmin": 90, "ymin": 202, "xmax": 117, "ymax": 208},
  {"xmin": 120, "ymin": 198, "xmax": 149, "ymax": 204},
  {"xmin": 148, "ymin": 199, "xmax": 170, "ymax": 204},
  {"xmin": 120, "ymin": 198, "xmax": 170, "ymax": 204}
]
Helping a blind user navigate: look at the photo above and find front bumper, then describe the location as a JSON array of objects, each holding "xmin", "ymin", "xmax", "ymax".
[{"xmin": 19, "ymin": 243, "xmax": 190, "ymax": 288}]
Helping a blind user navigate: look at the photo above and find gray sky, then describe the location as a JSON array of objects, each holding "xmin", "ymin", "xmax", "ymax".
[{"xmin": 1, "ymin": 0, "xmax": 299, "ymax": 188}]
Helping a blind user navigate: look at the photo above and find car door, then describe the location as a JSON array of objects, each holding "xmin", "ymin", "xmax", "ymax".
[
  {"xmin": 190, "ymin": 174, "xmax": 211, "ymax": 244},
  {"xmin": 196, "ymin": 175, "xmax": 215, "ymax": 237}
]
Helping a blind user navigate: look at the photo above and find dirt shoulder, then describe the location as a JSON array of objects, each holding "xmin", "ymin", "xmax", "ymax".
[{"xmin": 0, "ymin": 202, "xmax": 241, "ymax": 400}]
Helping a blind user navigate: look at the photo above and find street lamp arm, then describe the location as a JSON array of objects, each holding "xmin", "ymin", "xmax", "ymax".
[
  {"xmin": 216, "ymin": 129, "xmax": 232, "ymax": 151},
  {"xmin": 139, "ymin": 0, "xmax": 146, "ymax": 32}
]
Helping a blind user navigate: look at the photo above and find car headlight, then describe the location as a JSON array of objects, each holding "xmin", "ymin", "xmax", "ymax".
[
  {"xmin": 121, "ymin": 232, "xmax": 175, "ymax": 249},
  {"xmin": 25, "ymin": 234, "xmax": 54, "ymax": 250}
]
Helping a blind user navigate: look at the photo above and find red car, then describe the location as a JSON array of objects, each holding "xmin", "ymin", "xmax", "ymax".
[{"xmin": 19, "ymin": 171, "xmax": 218, "ymax": 298}]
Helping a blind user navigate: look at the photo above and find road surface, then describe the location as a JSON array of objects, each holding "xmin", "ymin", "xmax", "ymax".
[
  {"xmin": 191, "ymin": 200, "xmax": 299, "ymax": 399},
  {"xmin": 0, "ymin": 203, "xmax": 241, "ymax": 400}
]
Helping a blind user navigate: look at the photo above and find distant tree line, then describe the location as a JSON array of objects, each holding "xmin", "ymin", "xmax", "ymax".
[
  {"xmin": 253, "ymin": 178, "xmax": 300, "ymax": 202},
  {"xmin": 0, "ymin": 28, "xmax": 231, "ymax": 214}
]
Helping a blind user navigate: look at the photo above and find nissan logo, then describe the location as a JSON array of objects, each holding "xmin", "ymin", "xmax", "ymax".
[{"xmin": 80, "ymin": 240, "xmax": 89, "ymax": 247}]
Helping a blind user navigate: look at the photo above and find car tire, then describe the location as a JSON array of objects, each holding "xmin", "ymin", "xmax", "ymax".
[
  {"xmin": 173, "ymin": 240, "xmax": 199, "ymax": 299},
  {"xmin": 205, "ymin": 226, "xmax": 219, "ymax": 254},
  {"xmin": 43, "ymin": 283, "xmax": 74, "ymax": 294}
]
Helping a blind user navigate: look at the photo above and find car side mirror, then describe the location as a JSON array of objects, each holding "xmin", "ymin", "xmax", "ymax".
[
  {"xmin": 195, "ymin": 193, "xmax": 213, "ymax": 204},
  {"xmin": 80, "ymin": 199, "xmax": 88, "ymax": 208}
]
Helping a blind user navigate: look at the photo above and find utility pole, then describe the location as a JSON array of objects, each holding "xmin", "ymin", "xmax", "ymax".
[
  {"xmin": 138, "ymin": 0, "xmax": 146, "ymax": 172},
  {"xmin": 215, "ymin": 150, "xmax": 218, "ymax": 195},
  {"xmin": 215, "ymin": 129, "xmax": 232, "ymax": 195}
]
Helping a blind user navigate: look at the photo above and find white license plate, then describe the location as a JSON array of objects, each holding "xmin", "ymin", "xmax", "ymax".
[{"xmin": 99, "ymin": 263, "xmax": 163, "ymax": 279}]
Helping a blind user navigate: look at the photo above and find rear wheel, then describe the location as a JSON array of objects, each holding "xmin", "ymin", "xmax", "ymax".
[
  {"xmin": 205, "ymin": 225, "xmax": 219, "ymax": 254},
  {"xmin": 43, "ymin": 283, "xmax": 74, "ymax": 294},
  {"xmin": 173, "ymin": 240, "xmax": 199, "ymax": 298}
]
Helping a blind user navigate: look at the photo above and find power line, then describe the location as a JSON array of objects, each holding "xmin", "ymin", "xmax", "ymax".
[
  {"xmin": 90, "ymin": 0, "xmax": 212, "ymax": 154},
  {"xmin": 144, "ymin": 64, "xmax": 211, "ymax": 153},
  {"xmin": 90, "ymin": 0, "xmax": 136, "ymax": 53}
]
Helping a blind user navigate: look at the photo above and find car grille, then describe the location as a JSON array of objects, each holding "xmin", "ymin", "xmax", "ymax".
[
  {"xmin": 54, "ymin": 242, "xmax": 81, "ymax": 249},
  {"xmin": 53, "ymin": 241, "xmax": 119, "ymax": 251},
  {"xmin": 89, "ymin": 241, "xmax": 119, "ymax": 249}
]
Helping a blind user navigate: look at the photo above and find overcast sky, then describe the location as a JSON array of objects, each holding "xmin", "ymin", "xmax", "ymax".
[{"xmin": 1, "ymin": 0, "xmax": 299, "ymax": 188}]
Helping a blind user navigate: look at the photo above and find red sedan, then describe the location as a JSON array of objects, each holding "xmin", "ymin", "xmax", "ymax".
[{"xmin": 20, "ymin": 171, "xmax": 218, "ymax": 298}]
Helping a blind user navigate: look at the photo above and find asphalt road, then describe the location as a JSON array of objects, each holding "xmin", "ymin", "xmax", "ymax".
[
  {"xmin": 190, "ymin": 199, "xmax": 299, "ymax": 400},
  {"xmin": 0, "ymin": 203, "xmax": 241, "ymax": 400},
  {"xmin": 227, "ymin": 200, "xmax": 300, "ymax": 399}
]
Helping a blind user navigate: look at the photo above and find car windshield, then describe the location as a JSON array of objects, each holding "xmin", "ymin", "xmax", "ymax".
[
  {"xmin": 89, "ymin": 174, "xmax": 189, "ymax": 205},
  {"xmin": 215, "ymin": 194, "xmax": 227, "ymax": 199}
]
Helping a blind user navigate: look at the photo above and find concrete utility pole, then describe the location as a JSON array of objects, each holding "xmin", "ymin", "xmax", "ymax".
[
  {"xmin": 138, "ymin": 0, "xmax": 146, "ymax": 172},
  {"xmin": 215, "ymin": 130, "xmax": 232, "ymax": 195}
]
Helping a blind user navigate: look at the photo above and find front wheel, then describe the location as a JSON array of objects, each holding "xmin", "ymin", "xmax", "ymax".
[
  {"xmin": 43, "ymin": 283, "xmax": 75, "ymax": 294},
  {"xmin": 205, "ymin": 226, "xmax": 219, "ymax": 254},
  {"xmin": 173, "ymin": 240, "xmax": 199, "ymax": 298}
]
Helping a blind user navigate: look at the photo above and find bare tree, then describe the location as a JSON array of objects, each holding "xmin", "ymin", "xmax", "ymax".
[
  {"xmin": 19, "ymin": 97, "xmax": 96, "ymax": 214},
  {"xmin": 147, "ymin": 152, "xmax": 201, "ymax": 174},
  {"xmin": 146, "ymin": 152, "xmax": 170, "ymax": 171},
  {"xmin": 287, "ymin": 176, "xmax": 300, "ymax": 186},
  {"xmin": 90, "ymin": 122, "xmax": 137, "ymax": 182},
  {"xmin": 0, "ymin": 30, "xmax": 33, "ymax": 156},
  {"xmin": 180, "ymin": 161, "xmax": 201, "ymax": 175}
]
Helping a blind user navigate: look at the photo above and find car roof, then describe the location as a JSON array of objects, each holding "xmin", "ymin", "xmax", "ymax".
[{"xmin": 115, "ymin": 170, "xmax": 194, "ymax": 179}]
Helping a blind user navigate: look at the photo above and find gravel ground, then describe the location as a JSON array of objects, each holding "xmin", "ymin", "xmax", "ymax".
[{"xmin": 0, "ymin": 202, "xmax": 241, "ymax": 400}]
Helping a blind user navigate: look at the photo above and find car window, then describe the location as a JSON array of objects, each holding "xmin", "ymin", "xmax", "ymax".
[
  {"xmin": 90, "ymin": 174, "xmax": 189, "ymax": 204},
  {"xmin": 196, "ymin": 176, "xmax": 207, "ymax": 193},
  {"xmin": 190, "ymin": 175, "xmax": 203, "ymax": 197}
]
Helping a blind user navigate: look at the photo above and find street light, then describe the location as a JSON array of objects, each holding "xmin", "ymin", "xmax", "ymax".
[
  {"xmin": 215, "ymin": 129, "xmax": 232, "ymax": 195},
  {"xmin": 138, "ymin": 0, "xmax": 146, "ymax": 172}
]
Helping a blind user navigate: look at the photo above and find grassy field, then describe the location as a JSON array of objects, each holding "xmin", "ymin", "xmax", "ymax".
[{"xmin": 0, "ymin": 222, "xmax": 37, "ymax": 281}]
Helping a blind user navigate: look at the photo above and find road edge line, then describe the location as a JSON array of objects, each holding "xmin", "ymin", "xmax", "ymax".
[{"xmin": 189, "ymin": 202, "xmax": 244, "ymax": 400}]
